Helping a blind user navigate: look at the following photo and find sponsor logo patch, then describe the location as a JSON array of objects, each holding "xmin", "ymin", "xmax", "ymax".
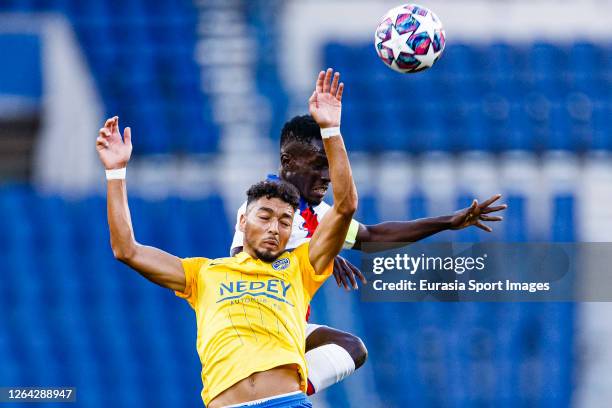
[{"xmin": 272, "ymin": 258, "xmax": 290, "ymax": 270}]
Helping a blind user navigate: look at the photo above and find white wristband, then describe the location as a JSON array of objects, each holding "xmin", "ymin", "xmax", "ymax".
[
  {"xmin": 320, "ymin": 126, "xmax": 340, "ymax": 139},
  {"xmin": 106, "ymin": 168, "xmax": 126, "ymax": 180}
]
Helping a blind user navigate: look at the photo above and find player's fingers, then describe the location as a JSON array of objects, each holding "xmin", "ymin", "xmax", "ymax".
[
  {"xmin": 347, "ymin": 263, "xmax": 363, "ymax": 289},
  {"xmin": 336, "ymin": 82, "xmax": 344, "ymax": 101},
  {"xmin": 351, "ymin": 262, "xmax": 367, "ymax": 285},
  {"xmin": 315, "ymin": 71, "xmax": 325, "ymax": 93},
  {"xmin": 340, "ymin": 258, "xmax": 358, "ymax": 290},
  {"xmin": 338, "ymin": 265, "xmax": 351, "ymax": 291},
  {"xmin": 480, "ymin": 215, "xmax": 503, "ymax": 222},
  {"xmin": 112, "ymin": 116, "xmax": 119, "ymax": 135},
  {"xmin": 330, "ymin": 72, "xmax": 340, "ymax": 95},
  {"xmin": 340, "ymin": 256, "xmax": 362, "ymax": 287},
  {"xmin": 104, "ymin": 117, "xmax": 115, "ymax": 129},
  {"xmin": 99, "ymin": 127, "xmax": 111, "ymax": 138},
  {"xmin": 481, "ymin": 204, "xmax": 508, "ymax": 214},
  {"xmin": 96, "ymin": 137, "xmax": 109, "ymax": 149},
  {"xmin": 332, "ymin": 258, "xmax": 343, "ymax": 287},
  {"xmin": 323, "ymin": 68, "xmax": 333, "ymax": 93},
  {"xmin": 123, "ymin": 127, "xmax": 132, "ymax": 146},
  {"xmin": 479, "ymin": 194, "xmax": 502, "ymax": 209},
  {"xmin": 333, "ymin": 270, "xmax": 342, "ymax": 287},
  {"xmin": 475, "ymin": 222, "xmax": 493, "ymax": 232},
  {"xmin": 468, "ymin": 199, "xmax": 478, "ymax": 213},
  {"xmin": 342, "ymin": 279, "xmax": 351, "ymax": 291}
]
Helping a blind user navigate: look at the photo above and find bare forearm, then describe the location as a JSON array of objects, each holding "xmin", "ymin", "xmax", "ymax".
[
  {"xmin": 354, "ymin": 216, "xmax": 453, "ymax": 250},
  {"xmin": 322, "ymin": 135, "xmax": 357, "ymax": 217},
  {"xmin": 105, "ymin": 179, "xmax": 185, "ymax": 291},
  {"xmin": 307, "ymin": 69, "xmax": 357, "ymax": 272},
  {"xmin": 107, "ymin": 179, "xmax": 136, "ymax": 258},
  {"xmin": 309, "ymin": 135, "xmax": 357, "ymax": 273},
  {"xmin": 98, "ymin": 116, "xmax": 185, "ymax": 291}
]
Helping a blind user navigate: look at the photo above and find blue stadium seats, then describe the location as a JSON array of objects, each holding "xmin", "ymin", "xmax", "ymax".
[
  {"xmin": 338, "ymin": 191, "xmax": 573, "ymax": 407},
  {"xmin": 552, "ymin": 194, "xmax": 576, "ymax": 242},
  {"xmin": 407, "ymin": 191, "xmax": 427, "ymax": 219},
  {"xmin": 323, "ymin": 40, "xmax": 610, "ymax": 154},
  {"xmin": 0, "ymin": 187, "xmax": 227, "ymax": 407},
  {"xmin": 0, "ymin": 185, "xmax": 577, "ymax": 407},
  {"xmin": 0, "ymin": 0, "xmax": 219, "ymax": 156},
  {"xmin": 504, "ymin": 195, "xmax": 528, "ymax": 242},
  {"xmin": 0, "ymin": 34, "xmax": 42, "ymax": 100}
]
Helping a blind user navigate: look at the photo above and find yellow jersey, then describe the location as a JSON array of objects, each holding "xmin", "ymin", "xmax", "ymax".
[{"xmin": 175, "ymin": 242, "xmax": 333, "ymax": 406}]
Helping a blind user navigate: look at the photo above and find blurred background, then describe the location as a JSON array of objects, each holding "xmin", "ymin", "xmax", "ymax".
[{"xmin": 0, "ymin": 0, "xmax": 610, "ymax": 406}]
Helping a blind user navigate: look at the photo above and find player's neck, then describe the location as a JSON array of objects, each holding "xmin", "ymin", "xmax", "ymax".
[
  {"xmin": 242, "ymin": 245, "xmax": 279, "ymax": 263},
  {"xmin": 242, "ymin": 245, "xmax": 258, "ymax": 260}
]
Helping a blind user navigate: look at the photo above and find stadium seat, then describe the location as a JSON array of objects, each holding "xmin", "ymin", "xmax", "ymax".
[
  {"xmin": 0, "ymin": 0, "xmax": 220, "ymax": 156},
  {"xmin": 324, "ymin": 41, "xmax": 610, "ymax": 153},
  {"xmin": 504, "ymin": 195, "xmax": 528, "ymax": 242},
  {"xmin": 552, "ymin": 195, "xmax": 576, "ymax": 241},
  {"xmin": 407, "ymin": 191, "xmax": 428, "ymax": 219}
]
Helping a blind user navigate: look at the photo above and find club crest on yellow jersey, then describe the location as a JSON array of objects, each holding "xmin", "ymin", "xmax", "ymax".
[{"xmin": 272, "ymin": 258, "xmax": 290, "ymax": 270}]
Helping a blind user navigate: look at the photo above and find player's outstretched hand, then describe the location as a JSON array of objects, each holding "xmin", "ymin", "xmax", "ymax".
[
  {"xmin": 449, "ymin": 194, "xmax": 507, "ymax": 232},
  {"xmin": 308, "ymin": 68, "xmax": 344, "ymax": 129},
  {"xmin": 96, "ymin": 116, "xmax": 132, "ymax": 170},
  {"xmin": 333, "ymin": 255, "xmax": 367, "ymax": 291}
]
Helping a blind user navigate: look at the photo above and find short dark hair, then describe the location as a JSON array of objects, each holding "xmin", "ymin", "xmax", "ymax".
[
  {"xmin": 246, "ymin": 180, "xmax": 300, "ymax": 210},
  {"xmin": 280, "ymin": 114, "xmax": 321, "ymax": 150}
]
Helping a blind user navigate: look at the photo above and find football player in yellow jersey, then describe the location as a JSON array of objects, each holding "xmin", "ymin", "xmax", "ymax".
[{"xmin": 96, "ymin": 68, "xmax": 356, "ymax": 408}]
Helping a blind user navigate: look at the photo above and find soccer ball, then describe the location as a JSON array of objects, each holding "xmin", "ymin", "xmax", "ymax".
[{"xmin": 374, "ymin": 4, "xmax": 446, "ymax": 73}]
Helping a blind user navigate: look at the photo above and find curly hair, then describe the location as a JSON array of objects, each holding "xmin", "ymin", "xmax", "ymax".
[
  {"xmin": 246, "ymin": 180, "xmax": 300, "ymax": 210},
  {"xmin": 279, "ymin": 114, "xmax": 321, "ymax": 150}
]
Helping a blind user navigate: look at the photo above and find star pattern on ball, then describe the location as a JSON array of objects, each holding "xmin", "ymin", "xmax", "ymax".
[
  {"xmin": 414, "ymin": 41, "xmax": 437, "ymax": 69},
  {"xmin": 413, "ymin": 11, "xmax": 438, "ymax": 40},
  {"xmin": 374, "ymin": 5, "xmax": 445, "ymax": 73},
  {"xmin": 381, "ymin": 24, "xmax": 415, "ymax": 60}
]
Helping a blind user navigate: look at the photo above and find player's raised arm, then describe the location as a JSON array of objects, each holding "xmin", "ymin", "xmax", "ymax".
[
  {"xmin": 307, "ymin": 69, "xmax": 358, "ymax": 274},
  {"xmin": 352, "ymin": 195, "xmax": 507, "ymax": 251},
  {"xmin": 96, "ymin": 117, "xmax": 186, "ymax": 292}
]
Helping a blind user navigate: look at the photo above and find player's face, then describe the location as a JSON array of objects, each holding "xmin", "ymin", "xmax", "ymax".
[
  {"xmin": 241, "ymin": 197, "xmax": 295, "ymax": 262},
  {"xmin": 281, "ymin": 140, "xmax": 330, "ymax": 205}
]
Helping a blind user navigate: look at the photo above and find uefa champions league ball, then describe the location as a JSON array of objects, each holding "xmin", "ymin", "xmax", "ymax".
[{"xmin": 374, "ymin": 4, "xmax": 446, "ymax": 73}]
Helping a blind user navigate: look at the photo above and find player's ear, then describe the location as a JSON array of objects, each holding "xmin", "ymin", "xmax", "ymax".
[
  {"xmin": 239, "ymin": 213, "xmax": 246, "ymax": 233},
  {"xmin": 280, "ymin": 152, "xmax": 293, "ymax": 169}
]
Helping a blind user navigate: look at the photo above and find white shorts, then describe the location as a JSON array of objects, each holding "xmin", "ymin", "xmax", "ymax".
[{"xmin": 305, "ymin": 323, "xmax": 328, "ymax": 338}]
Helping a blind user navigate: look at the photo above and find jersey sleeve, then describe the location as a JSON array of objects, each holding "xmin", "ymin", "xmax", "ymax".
[
  {"xmin": 175, "ymin": 257, "xmax": 208, "ymax": 308},
  {"xmin": 230, "ymin": 201, "xmax": 248, "ymax": 254},
  {"xmin": 293, "ymin": 242, "xmax": 333, "ymax": 300},
  {"xmin": 344, "ymin": 219, "xmax": 360, "ymax": 249}
]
